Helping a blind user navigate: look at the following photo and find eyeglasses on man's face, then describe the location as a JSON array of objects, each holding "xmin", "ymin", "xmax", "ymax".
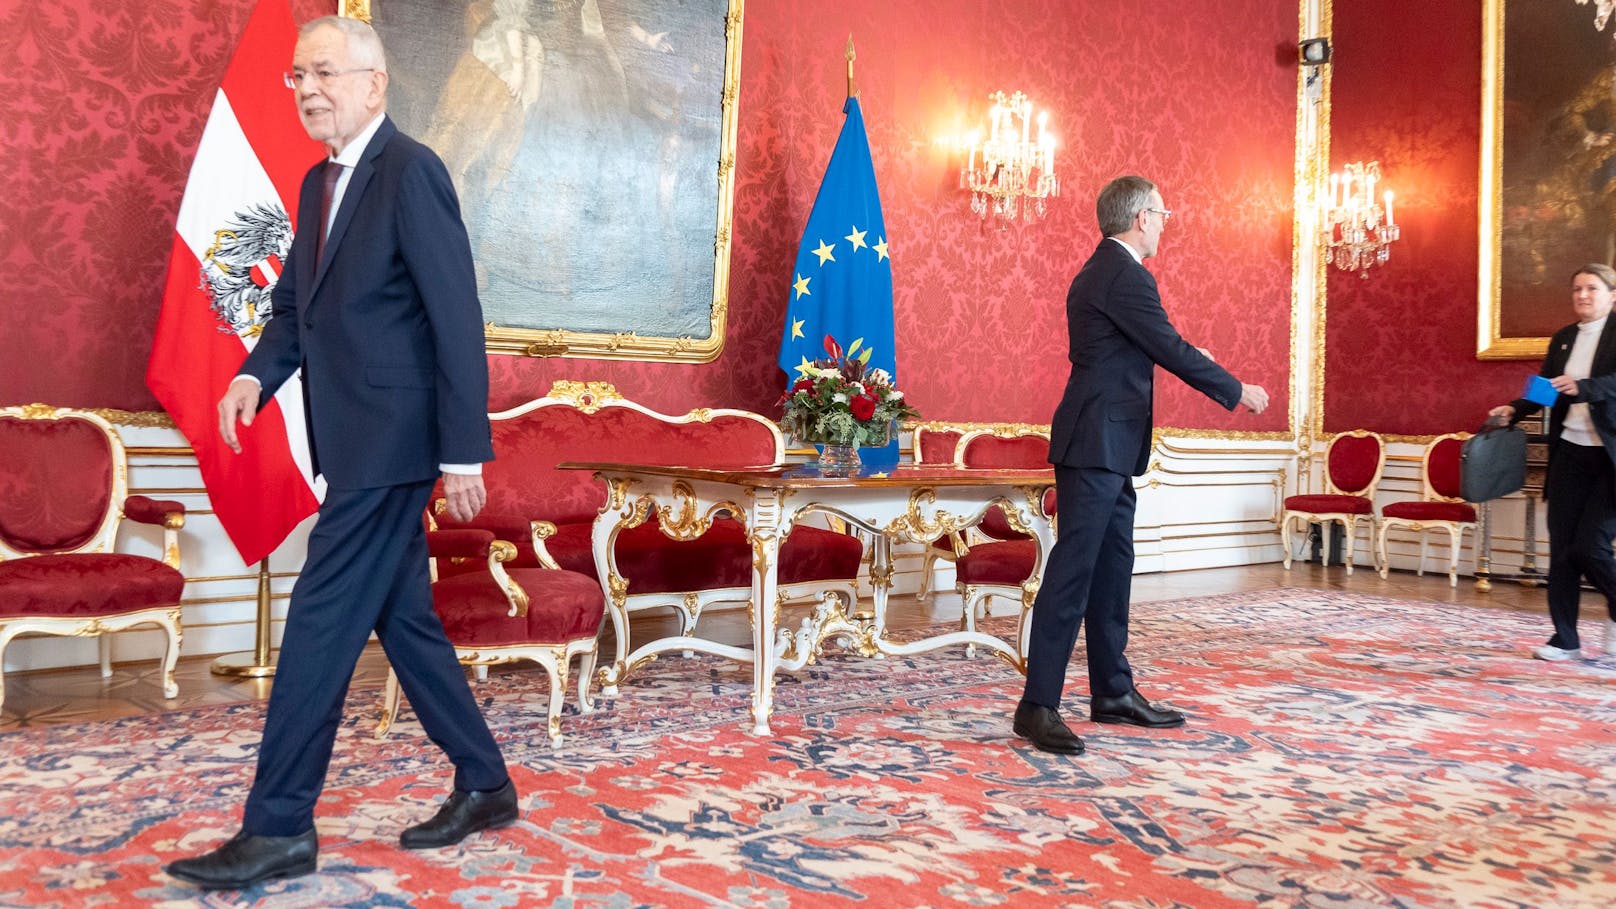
[
  {"xmin": 1145, "ymin": 207, "xmax": 1173, "ymax": 223},
  {"xmin": 282, "ymin": 67, "xmax": 375, "ymax": 90}
]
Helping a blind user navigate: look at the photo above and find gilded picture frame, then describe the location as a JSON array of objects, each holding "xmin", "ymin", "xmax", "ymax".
[
  {"xmin": 1479, "ymin": 0, "xmax": 1616, "ymax": 360},
  {"xmin": 342, "ymin": 0, "xmax": 741, "ymax": 363}
]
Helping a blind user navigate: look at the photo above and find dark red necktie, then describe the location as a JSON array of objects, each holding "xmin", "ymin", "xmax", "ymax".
[{"xmin": 315, "ymin": 160, "xmax": 341, "ymax": 263}]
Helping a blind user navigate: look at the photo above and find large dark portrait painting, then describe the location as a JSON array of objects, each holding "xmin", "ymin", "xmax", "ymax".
[
  {"xmin": 347, "ymin": 0, "xmax": 740, "ymax": 362},
  {"xmin": 1483, "ymin": 0, "xmax": 1616, "ymax": 358}
]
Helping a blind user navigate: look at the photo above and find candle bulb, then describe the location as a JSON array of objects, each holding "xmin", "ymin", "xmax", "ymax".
[{"xmin": 1383, "ymin": 189, "xmax": 1394, "ymax": 227}]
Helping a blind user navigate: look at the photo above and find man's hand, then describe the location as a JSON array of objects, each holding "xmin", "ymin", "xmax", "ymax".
[
  {"xmin": 217, "ymin": 377, "xmax": 262, "ymax": 454},
  {"xmin": 1550, "ymin": 375, "xmax": 1581, "ymax": 396},
  {"xmin": 1239, "ymin": 383, "xmax": 1269, "ymax": 414},
  {"xmin": 1487, "ymin": 404, "xmax": 1516, "ymax": 426},
  {"xmin": 442, "ymin": 473, "xmax": 487, "ymax": 523}
]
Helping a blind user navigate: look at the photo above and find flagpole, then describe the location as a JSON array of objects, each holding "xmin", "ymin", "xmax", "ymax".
[
  {"xmin": 846, "ymin": 36, "xmax": 857, "ymax": 99},
  {"xmin": 210, "ymin": 558, "xmax": 277, "ymax": 678}
]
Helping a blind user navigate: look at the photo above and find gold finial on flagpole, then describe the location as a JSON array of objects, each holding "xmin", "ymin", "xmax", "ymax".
[{"xmin": 846, "ymin": 36, "xmax": 858, "ymax": 99}]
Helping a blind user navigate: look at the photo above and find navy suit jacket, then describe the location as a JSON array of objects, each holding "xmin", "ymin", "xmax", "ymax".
[
  {"xmin": 243, "ymin": 116, "xmax": 493, "ymax": 490},
  {"xmin": 1048, "ymin": 239, "xmax": 1241, "ymax": 476}
]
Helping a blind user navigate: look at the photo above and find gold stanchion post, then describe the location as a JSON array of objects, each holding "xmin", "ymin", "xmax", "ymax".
[{"xmin": 211, "ymin": 557, "xmax": 277, "ymax": 678}]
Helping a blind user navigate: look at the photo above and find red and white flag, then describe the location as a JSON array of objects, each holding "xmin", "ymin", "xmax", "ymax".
[{"xmin": 147, "ymin": 0, "xmax": 322, "ymax": 566}]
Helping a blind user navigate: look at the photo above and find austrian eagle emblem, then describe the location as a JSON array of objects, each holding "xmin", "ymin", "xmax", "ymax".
[{"xmin": 201, "ymin": 202, "xmax": 292, "ymax": 338}]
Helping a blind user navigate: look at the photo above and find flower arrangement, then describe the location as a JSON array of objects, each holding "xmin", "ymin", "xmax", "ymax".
[{"xmin": 779, "ymin": 335, "xmax": 920, "ymax": 447}]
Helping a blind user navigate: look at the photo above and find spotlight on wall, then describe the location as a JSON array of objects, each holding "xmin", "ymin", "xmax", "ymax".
[{"xmin": 1298, "ymin": 37, "xmax": 1332, "ymax": 66}]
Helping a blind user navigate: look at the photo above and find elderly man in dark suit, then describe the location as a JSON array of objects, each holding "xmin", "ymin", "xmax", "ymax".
[
  {"xmin": 1014, "ymin": 175, "xmax": 1270, "ymax": 755},
  {"xmin": 167, "ymin": 16, "xmax": 515, "ymax": 890}
]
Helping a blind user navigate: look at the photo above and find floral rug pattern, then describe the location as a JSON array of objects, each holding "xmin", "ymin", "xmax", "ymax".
[{"xmin": 2, "ymin": 587, "xmax": 1615, "ymax": 908}]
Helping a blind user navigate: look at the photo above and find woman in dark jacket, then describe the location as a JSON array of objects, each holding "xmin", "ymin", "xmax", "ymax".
[{"xmin": 1490, "ymin": 263, "xmax": 1616, "ymax": 661}]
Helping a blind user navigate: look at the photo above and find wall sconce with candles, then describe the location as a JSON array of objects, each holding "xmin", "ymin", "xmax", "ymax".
[
  {"xmin": 1323, "ymin": 160, "xmax": 1400, "ymax": 275},
  {"xmin": 960, "ymin": 91, "xmax": 1059, "ymax": 226}
]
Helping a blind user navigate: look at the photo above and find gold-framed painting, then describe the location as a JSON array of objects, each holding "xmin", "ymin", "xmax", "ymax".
[
  {"xmin": 1480, "ymin": 0, "xmax": 1616, "ymax": 360},
  {"xmin": 343, "ymin": 0, "xmax": 742, "ymax": 363}
]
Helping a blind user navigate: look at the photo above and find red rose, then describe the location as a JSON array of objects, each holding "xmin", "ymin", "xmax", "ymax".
[
  {"xmin": 791, "ymin": 378, "xmax": 814, "ymax": 394},
  {"xmin": 850, "ymin": 394, "xmax": 878, "ymax": 421}
]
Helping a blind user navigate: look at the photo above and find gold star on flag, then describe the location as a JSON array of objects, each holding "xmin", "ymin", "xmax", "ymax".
[
  {"xmin": 793, "ymin": 273, "xmax": 811, "ymax": 299},
  {"xmin": 812, "ymin": 240, "xmax": 836, "ymax": 266},
  {"xmin": 794, "ymin": 355, "xmax": 816, "ymax": 379},
  {"xmin": 845, "ymin": 225, "xmax": 868, "ymax": 252},
  {"xmin": 873, "ymin": 237, "xmax": 889, "ymax": 262},
  {"xmin": 791, "ymin": 318, "xmax": 805, "ymax": 339}
]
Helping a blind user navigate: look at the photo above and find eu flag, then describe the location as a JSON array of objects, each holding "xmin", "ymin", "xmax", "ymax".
[
  {"xmin": 779, "ymin": 98, "xmax": 894, "ymax": 384},
  {"xmin": 778, "ymin": 97, "xmax": 896, "ymax": 463}
]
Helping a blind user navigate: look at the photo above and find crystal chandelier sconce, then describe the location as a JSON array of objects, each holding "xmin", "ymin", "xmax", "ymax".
[
  {"xmin": 1323, "ymin": 160, "xmax": 1400, "ymax": 275},
  {"xmin": 960, "ymin": 91, "xmax": 1059, "ymax": 226}
]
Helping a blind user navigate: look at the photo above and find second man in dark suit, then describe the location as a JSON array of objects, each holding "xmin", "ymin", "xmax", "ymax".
[
  {"xmin": 1015, "ymin": 175, "xmax": 1270, "ymax": 755},
  {"xmin": 168, "ymin": 16, "xmax": 516, "ymax": 890}
]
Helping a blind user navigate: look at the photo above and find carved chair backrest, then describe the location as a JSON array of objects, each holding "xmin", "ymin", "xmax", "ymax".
[
  {"xmin": 0, "ymin": 404, "xmax": 124, "ymax": 559},
  {"xmin": 1324, "ymin": 430, "xmax": 1385, "ymax": 497},
  {"xmin": 1422, "ymin": 433, "xmax": 1471, "ymax": 504},
  {"xmin": 911, "ymin": 423, "xmax": 965, "ymax": 466}
]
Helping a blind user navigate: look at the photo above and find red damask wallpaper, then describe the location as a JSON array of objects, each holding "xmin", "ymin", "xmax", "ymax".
[
  {"xmin": 1324, "ymin": 0, "xmax": 1525, "ymax": 435},
  {"xmin": 1, "ymin": 0, "xmax": 1296, "ymax": 434}
]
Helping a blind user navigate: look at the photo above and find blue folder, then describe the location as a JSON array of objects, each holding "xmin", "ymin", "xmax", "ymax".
[{"xmin": 1523, "ymin": 374, "xmax": 1559, "ymax": 407}]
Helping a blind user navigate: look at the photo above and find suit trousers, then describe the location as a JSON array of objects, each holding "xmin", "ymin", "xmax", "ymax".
[
  {"xmin": 1021, "ymin": 465, "xmax": 1137, "ymax": 710},
  {"xmin": 1544, "ymin": 441, "xmax": 1616, "ymax": 651},
  {"xmin": 242, "ymin": 479, "xmax": 509, "ymax": 836}
]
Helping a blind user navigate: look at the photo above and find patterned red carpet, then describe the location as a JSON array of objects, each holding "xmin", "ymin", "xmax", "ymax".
[{"xmin": 2, "ymin": 587, "xmax": 1614, "ymax": 908}]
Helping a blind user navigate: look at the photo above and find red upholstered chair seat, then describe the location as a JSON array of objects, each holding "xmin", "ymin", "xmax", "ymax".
[
  {"xmin": 0, "ymin": 554, "xmax": 185, "ymax": 618},
  {"xmin": 1283, "ymin": 494, "xmax": 1373, "ymax": 515},
  {"xmin": 543, "ymin": 518, "xmax": 863, "ymax": 589},
  {"xmin": 1380, "ymin": 501, "xmax": 1476, "ymax": 523},
  {"xmin": 954, "ymin": 540, "xmax": 1036, "ymax": 587},
  {"xmin": 432, "ymin": 568, "xmax": 604, "ymax": 646}
]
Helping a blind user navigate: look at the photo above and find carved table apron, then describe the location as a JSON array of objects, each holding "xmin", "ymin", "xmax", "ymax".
[{"xmin": 564, "ymin": 462, "xmax": 1056, "ymax": 735}]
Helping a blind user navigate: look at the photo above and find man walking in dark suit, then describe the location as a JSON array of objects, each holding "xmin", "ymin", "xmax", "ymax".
[
  {"xmin": 1014, "ymin": 175, "xmax": 1270, "ymax": 755},
  {"xmin": 167, "ymin": 16, "xmax": 516, "ymax": 889}
]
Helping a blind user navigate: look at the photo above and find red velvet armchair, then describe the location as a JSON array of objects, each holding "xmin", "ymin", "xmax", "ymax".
[
  {"xmin": 1375, "ymin": 433, "xmax": 1476, "ymax": 587},
  {"xmin": 947, "ymin": 427, "xmax": 1055, "ymax": 660},
  {"xmin": 0, "ymin": 404, "xmax": 185, "ymax": 713},
  {"xmin": 377, "ymin": 523, "xmax": 606, "ymax": 749},
  {"xmin": 1281, "ymin": 430, "xmax": 1386, "ymax": 575}
]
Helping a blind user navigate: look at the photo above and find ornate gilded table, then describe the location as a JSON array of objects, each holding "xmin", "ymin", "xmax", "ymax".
[{"xmin": 564, "ymin": 462, "xmax": 1056, "ymax": 735}]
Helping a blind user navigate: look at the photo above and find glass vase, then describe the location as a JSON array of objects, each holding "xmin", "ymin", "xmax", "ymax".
[{"xmin": 816, "ymin": 442, "xmax": 861, "ymax": 473}]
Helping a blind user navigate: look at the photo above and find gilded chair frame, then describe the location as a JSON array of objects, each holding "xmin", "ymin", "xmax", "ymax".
[
  {"xmin": 1280, "ymin": 429, "xmax": 1386, "ymax": 575},
  {"xmin": 0, "ymin": 404, "xmax": 184, "ymax": 710},
  {"xmin": 1375, "ymin": 432, "xmax": 1476, "ymax": 587}
]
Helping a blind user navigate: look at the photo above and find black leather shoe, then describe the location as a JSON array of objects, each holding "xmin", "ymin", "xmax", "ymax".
[
  {"xmin": 165, "ymin": 829, "xmax": 317, "ymax": 890},
  {"xmin": 1012, "ymin": 702, "xmax": 1085, "ymax": 754},
  {"xmin": 1090, "ymin": 689, "xmax": 1186, "ymax": 728},
  {"xmin": 400, "ymin": 779, "xmax": 519, "ymax": 849}
]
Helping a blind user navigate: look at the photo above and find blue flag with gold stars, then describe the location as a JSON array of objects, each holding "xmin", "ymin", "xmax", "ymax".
[{"xmin": 778, "ymin": 97, "xmax": 894, "ymax": 390}]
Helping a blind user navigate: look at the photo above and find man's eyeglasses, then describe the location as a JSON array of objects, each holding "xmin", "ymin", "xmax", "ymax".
[
  {"xmin": 1145, "ymin": 207, "xmax": 1173, "ymax": 222},
  {"xmin": 283, "ymin": 68, "xmax": 375, "ymax": 90}
]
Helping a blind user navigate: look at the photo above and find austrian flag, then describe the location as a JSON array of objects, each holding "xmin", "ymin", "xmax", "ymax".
[{"xmin": 146, "ymin": 0, "xmax": 322, "ymax": 566}]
